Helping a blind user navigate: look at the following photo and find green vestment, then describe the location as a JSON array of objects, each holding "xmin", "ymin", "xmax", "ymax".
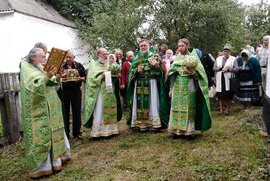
[
  {"xmin": 83, "ymin": 61, "xmax": 118, "ymax": 128},
  {"xmin": 167, "ymin": 50, "xmax": 212, "ymax": 132},
  {"xmin": 126, "ymin": 50, "xmax": 170, "ymax": 128},
  {"xmin": 20, "ymin": 61, "xmax": 66, "ymax": 171}
]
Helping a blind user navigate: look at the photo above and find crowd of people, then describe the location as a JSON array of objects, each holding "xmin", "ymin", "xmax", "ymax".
[
  {"xmin": 213, "ymin": 36, "xmax": 270, "ymax": 142},
  {"xmin": 19, "ymin": 35, "xmax": 270, "ymax": 178}
]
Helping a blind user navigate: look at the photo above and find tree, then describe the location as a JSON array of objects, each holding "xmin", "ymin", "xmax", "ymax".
[
  {"xmin": 47, "ymin": 0, "xmax": 151, "ymax": 53},
  {"xmin": 78, "ymin": 0, "xmax": 151, "ymax": 53},
  {"xmin": 47, "ymin": 0, "xmax": 109, "ymax": 26},
  {"xmin": 148, "ymin": 0, "xmax": 246, "ymax": 54},
  {"xmin": 245, "ymin": 1, "xmax": 270, "ymax": 46},
  {"xmin": 48, "ymin": 0, "xmax": 270, "ymax": 56}
]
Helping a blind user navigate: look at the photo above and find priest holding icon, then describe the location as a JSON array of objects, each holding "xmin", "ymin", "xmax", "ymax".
[{"xmin": 20, "ymin": 47, "xmax": 71, "ymax": 178}]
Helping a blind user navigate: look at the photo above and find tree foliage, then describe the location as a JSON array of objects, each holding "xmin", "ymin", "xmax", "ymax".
[
  {"xmin": 245, "ymin": 1, "xmax": 270, "ymax": 46},
  {"xmin": 148, "ymin": 0, "xmax": 245, "ymax": 54},
  {"xmin": 47, "ymin": 0, "xmax": 108, "ymax": 24},
  {"xmin": 48, "ymin": 0, "xmax": 150, "ymax": 53},
  {"xmin": 47, "ymin": 0, "xmax": 270, "ymax": 55},
  {"xmin": 78, "ymin": 0, "xmax": 151, "ymax": 53}
]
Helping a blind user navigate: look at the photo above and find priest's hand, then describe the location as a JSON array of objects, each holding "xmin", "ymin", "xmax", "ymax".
[
  {"xmin": 169, "ymin": 88, "xmax": 172, "ymax": 97},
  {"xmin": 79, "ymin": 77, "xmax": 85, "ymax": 81},
  {"xmin": 186, "ymin": 68, "xmax": 196, "ymax": 76},
  {"xmin": 154, "ymin": 61, "xmax": 160, "ymax": 68},
  {"xmin": 55, "ymin": 73, "xmax": 61, "ymax": 81},
  {"xmin": 46, "ymin": 67, "xmax": 57, "ymax": 78},
  {"xmin": 120, "ymin": 84, "xmax": 125, "ymax": 89},
  {"xmin": 138, "ymin": 65, "xmax": 143, "ymax": 73},
  {"xmin": 61, "ymin": 72, "xmax": 67, "ymax": 78}
]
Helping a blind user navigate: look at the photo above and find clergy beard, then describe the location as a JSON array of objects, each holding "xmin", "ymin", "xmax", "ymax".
[
  {"xmin": 98, "ymin": 58, "xmax": 107, "ymax": 64},
  {"xmin": 141, "ymin": 49, "xmax": 149, "ymax": 54},
  {"xmin": 37, "ymin": 64, "xmax": 44, "ymax": 71},
  {"xmin": 32, "ymin": 62, "xmax": 45, "ymax": 71}
]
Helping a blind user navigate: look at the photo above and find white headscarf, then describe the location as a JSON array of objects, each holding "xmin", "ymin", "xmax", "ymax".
[{"xmin": 108, "ymin": 54, "xmax": 117, "ymax": 64}]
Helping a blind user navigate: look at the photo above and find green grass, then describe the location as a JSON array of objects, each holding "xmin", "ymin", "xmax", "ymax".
[{"xmin": 0, "ymin": 104, "xmax": 269, "ymax": 181}]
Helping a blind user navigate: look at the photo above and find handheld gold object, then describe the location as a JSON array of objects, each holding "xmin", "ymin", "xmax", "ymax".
[{"xmin": 62, "ymin": 69, "xmax": 80, "ymax": 82}]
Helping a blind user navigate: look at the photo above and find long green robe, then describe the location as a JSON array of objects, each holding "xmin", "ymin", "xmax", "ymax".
[
  {"xmin": 83, "ymin": 61, "xmax": 118, "ymax": 128},
  {"xmin": 126, "ymin": 50, "xmax": 170, "ymax": 128},
  {"xmin": 20, "ymin": 61, "xmax": 66, "ymax": 171},
  {"xmin": 167, "ymin": 50, "xmax": 212, "ymax": 132}
]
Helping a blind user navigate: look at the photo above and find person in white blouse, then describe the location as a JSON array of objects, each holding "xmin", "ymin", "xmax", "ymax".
[{"xmin": 213, "ymin": 44, "xmax": 239, "ymax": 115}]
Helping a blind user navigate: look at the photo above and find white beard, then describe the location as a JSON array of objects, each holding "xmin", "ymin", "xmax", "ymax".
[
  {"xmin": 98, "ymin": 58, "xmax": 107, "ymax": 64},
  {"xmin": 33, "ymin": 62, "xmax": 44, "ymax": 71},
  {"xmin": 141, "ymin": 50, "xmax": 149, "ymax": 54}
]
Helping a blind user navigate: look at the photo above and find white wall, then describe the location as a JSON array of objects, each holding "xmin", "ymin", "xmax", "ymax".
[{"xmin": 0, "ymin": 12, "xmax": 90, "ymax": 73}]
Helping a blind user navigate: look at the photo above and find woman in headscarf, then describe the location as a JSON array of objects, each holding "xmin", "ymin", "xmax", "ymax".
[
  {"xmin": 236, "ymin": 49, "xmax": 262, "ymax": 110},
  {"xmin": 108, "ymin": 53, "xmax": 122, "ymax": 122},
  {"xmin": 163, "ymin": 49, "xmax": 174, "ymax": 74}
]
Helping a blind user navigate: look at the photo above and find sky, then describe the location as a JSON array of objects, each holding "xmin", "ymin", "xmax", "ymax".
[{"xmin": 238, "ymin": 0, "xmax": 269, "ymax": 5}]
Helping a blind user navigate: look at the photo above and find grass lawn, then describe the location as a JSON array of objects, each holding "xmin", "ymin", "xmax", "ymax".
[{"xmin": 0, "ymin": 104, "xmax": 269, "ymax": 181}]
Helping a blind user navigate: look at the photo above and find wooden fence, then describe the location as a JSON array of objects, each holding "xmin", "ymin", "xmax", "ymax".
[{"xmin": 0, "ymin": 73, "xmax": 22, "ymax": 145}]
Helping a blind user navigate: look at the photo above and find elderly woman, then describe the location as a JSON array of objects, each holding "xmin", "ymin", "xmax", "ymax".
[
  {"xmin": 120, "ymin": 51, "xmax": 135, "ymax": 109},
  {"xmin": 214, "ymin": 44, "xmax": 238, "ymax": 115},
  {"xmin": 236, "ymin": 49, "xmax": 262, "ymax": 110},
  {"xmin": 163, "ymin": 49, "xmax": 174, "ymax": 73},
  {"xmin": 20, "ymin": 48, "xmax": 70, "ymax": 178},
  {"xmin": 108, "ymin": 54, "xmax": 122, "ymax": 121},
  {"xmin": 115, "ymin": 48, "xmax": 125, "ymax": 67},
  {"xmin": 167, "ymin": 38, "xmax": 211, "ymax": 137}
]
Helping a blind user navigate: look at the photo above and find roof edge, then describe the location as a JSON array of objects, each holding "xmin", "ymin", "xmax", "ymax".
[
  {"xmin": 0, "ymin": 0, "xmax": 14, "ymax": 13},
  {"xmin": 0, "ymin": 10, "xmax": 14, "ymax": 14},
  {"xmin": 14, "ymin": 10, "xmax": 77, "ymax": 29}
]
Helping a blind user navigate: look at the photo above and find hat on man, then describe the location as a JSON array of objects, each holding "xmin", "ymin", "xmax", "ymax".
[{"xmin": 223, "ymin": 44, "xmax": 232, "ymax": 51}]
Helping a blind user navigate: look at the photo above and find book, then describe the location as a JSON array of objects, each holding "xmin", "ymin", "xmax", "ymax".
[{"xmin": 43, "ymin": 47, "xmax": 67, "ymax": 72}]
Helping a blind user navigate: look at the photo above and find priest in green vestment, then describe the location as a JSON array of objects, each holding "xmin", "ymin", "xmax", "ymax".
[
  {"xmin": 167, "ymin": 38, "xmax": 212, "ymax": 136},
  {"xmin": 20, "ymin": 47, "xmax": 70, "ymax": 179},
  {"xmin": 84, "ymin": 48, "xmax": 120, "ymax": 137},
  {"xmin": 126, "ymin": 39, "xmax": 169, "ymax": 131}
]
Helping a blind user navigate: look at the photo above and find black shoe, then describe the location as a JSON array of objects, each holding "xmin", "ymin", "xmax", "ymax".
[
  {"xmin": 74, "ymin": 134, "xmax": 84, "ymax": 140},
  {"xmin": 151, "ymin": 128, "xmax": 161, "ymax": 132}
]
